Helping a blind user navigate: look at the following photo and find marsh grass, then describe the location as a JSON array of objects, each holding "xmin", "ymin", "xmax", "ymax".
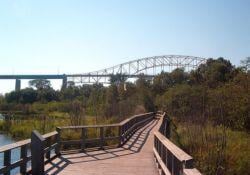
[{"xmin": 171, "ymin": 121, "xmax": 250, "ymax": 175}]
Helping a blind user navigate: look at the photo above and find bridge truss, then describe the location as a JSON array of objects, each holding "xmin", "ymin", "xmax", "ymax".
[{"xmin": 67, "ymin": 55, "xmax": 206, "ymax": 84}]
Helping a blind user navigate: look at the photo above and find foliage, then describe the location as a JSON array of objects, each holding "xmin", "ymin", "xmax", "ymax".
[
  {"xmin": 68, "ymin": 100, "xmax": 85, "ymax": 126},
  {"xmin": 0, "ymin": 57, "xmax": 249, "ymax": 174},
  {"xmin": 171, "ymin": 121, "xmax": 250, "ymax": 175},
  {"xmin": 154, "ymin": 57, "xmax": 249, "ymax": 174},
  {"xmin": 29, "ymin": 79, "xmax": 51, "ymax": 90}
]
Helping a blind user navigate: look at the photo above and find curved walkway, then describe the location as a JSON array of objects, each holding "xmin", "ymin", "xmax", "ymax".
[{"xmin": 45, "ymin": 119, "xmax": 160, "ymax": 175}]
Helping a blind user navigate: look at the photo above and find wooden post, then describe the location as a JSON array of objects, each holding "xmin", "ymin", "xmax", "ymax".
[
  {"xmin": 55, "ymin": 127, "xmax": 61, "ymax": 155},
  {"xmin": 46, "ymin": 137, "xmax": 51, "ymax": 160},
  {"xmin": 118, "ymin": 125, "xmax": 123, "ymax": 146},
  {"xmin": 31, "ymin": 130, "xmax": 45, "ymax": 175},
  {"xmin": 20, "ymin": 145, "xmax": 28, "ymax": 174},
  {"xmin": 100, "ymin": 127, "xmax": 104, "ymax": 149},
  {"xmin": 81, "ymin": 128, "xmax": 86, "ymax": 151},
  {"xmin": 4, "ymin": 150, "xmax": 11, "ymax": 175},
  {"xmin": 166, "ymin": 150, "xmax": 172, "ymax": 173}
]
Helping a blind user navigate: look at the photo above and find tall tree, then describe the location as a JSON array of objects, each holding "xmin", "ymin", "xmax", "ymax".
[{"xmin": 29, "ymin": 79, "xmax": 51, "ymax": 90}]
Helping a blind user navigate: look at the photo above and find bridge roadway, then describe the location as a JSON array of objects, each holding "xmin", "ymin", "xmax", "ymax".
[{"xmin": 45, "ymin": 119, "xmax": 160, "ymax": 175}]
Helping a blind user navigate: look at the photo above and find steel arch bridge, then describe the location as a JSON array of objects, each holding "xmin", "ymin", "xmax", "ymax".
[
  {"xmin": 0, "ymin": 55, "xmax": 207, "ymax": 91},
  {"xmin": 67, "ymin": 55, "xmax": 206, "ymax": 84}
]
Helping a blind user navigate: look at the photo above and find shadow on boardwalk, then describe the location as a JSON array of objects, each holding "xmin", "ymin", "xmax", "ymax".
[{"xmin": 45, "ymin": 119, "xmax": 159, "ymax": 175}]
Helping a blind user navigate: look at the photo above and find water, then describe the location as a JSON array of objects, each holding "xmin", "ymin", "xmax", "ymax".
[
  {"xmin": 0, "ymin": 134, "xmax": 22, "ymax": 174},
  {"xmin": 0, "ymin": 134, "xmax": 14, "ymax": 146},
  {"xmin": 0, "ymin": 112, "xmax": 21, "ymax": 174}
]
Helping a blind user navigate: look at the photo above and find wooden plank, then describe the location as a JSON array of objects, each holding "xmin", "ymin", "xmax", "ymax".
[
  {"xmin": 43, "ymin": 131, "xmax": 58, "ymax": 139},
  {"xmin": 0, "ymin": 131, "xmax": 56, "ymax": 153},
  {"xmin": 0, "ymin": 139, "xmax": 30, "ymax": 153},
  {"xmin": 61, "ymin": 140, "xmax": 81, "ymax": 145},
  {"xmin": 119, "ymin": 112, "xmax": 154, "ymax": 125},
  {"xmin": 153, "ymin": 147, "xmax": 171, "ymax": 175},
  {"xmin": 154, "ymin": 131, "xmax": 193, "ymax": 162},
  {"xmin": 59, "ymin": 124, "xmax": 119, "ymax": 130},
  {"xmin": 183, "ymin": 168, "xmax": 202, "ymax": 175}
]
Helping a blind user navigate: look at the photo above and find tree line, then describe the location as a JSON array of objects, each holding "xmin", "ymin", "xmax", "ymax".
[{"xmin": 0, "ymin": 57, "xmax": 249, "ymax": 131}]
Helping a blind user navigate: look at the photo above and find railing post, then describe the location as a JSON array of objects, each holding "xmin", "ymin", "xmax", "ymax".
[
  {"xmin": 55, "ymin": 127, "xmax": 61, "ymax": 155},
  {"xmin": 4, "ymin": 150, "xmax": 11, "ymax": 175},
  {"xmin": 45, "ymin": 137, "xmax": 51, "ymax": 160},
  {"xmin": 20, "ymin": 144, "xmax": 28, "ymax": 174},
  {"xmin": 31, "ymin": 130, "xmax": 45, "ymax": 175},
  {"xmin": 100, "ymin": 127, "xmax": 104, "ymax": 149},
  {"xmin": 118, "ymin": 125, "xmax": 123, "ymax": 146},
  {"xmin": 81, "ymin": 128, "xmax": 86, "ymax": 151}
]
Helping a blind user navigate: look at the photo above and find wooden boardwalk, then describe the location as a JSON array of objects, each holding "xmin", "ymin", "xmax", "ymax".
[{"xmin": 45, "ymin": 119, "xmax": 160, "ymax": 175}]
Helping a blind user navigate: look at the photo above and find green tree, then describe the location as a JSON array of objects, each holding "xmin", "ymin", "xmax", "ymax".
[
  {"xmin": 0, "ymin": 94, "xmax": 5, "ymax": 105},
  {"xmin": 37, "ymin": 88, "xmax": 59, "ymax": 102},
  {"xmin": 135, "ymin": 76, "xmax": 155, "ymax": 112},
  {"xmin": 104, "ymin": 84, "xmax": 119, "ymax": 117},
  {"xmin": 5, "ymin": 91, "xmax": 20, "ymax": 103},
  {"xmin": 170, "ymin": 68, "xmax": 188, "ymax": 85},
  {"xmin": 19, "ymin": 88, "xmax": 38, "ymax": 104},
  {"xmin": 152, "ymin": 72, "xmax": 172, "ymax": 95},
  {"xmin": 29, "ymin": 79, "xmax": 51, "ymax": 90},
  {"xmin": 193, "ymin": 58, "xmax": 234, "ymax": 88}
]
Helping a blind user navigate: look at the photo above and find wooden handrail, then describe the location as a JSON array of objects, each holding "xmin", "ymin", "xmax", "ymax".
[
  {"xmin": 153, "ymin": 112, "xmax": 202, "ymax": 175},
  {"xmin": 119, "ymin": 112, "xmax": 154, "ymax": 125},
  {"xmin": 0, "ymin": 131, "xmax": 58, "ymax": 175},
  {"xmin": 58, "ymin": 123, "xmax": 120, "ymax": 129},
  {"xmin": 56, "ymin": 112, "xmax": 155, "ymax": 152},
  {"xmin": 0, "ymin": 131, "xmax": 58, "ymax": 153},
  {"xmin": 58, "ymin": 112, "xmax": 154, "ymax": 130},
  {"xmin": 154, "ymin": 131, "xmax": 193, "ymax": 161},
  {"xmin": 0, "ymin": 112, "xmax": 155, "ymax": 175},
  {"xmin": 0, "ymin": 139, "xmax": 30, "ymax": 153}
]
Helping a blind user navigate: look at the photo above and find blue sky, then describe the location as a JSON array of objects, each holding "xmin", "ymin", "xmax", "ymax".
[{"xmin": 0, "ymin": 0, "xmax": 249, "ymax": 93}]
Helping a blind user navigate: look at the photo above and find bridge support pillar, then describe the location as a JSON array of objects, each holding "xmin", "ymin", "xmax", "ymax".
[
  {"xmin": 61, "ymin": 76, "xmax": 67, "ymax": 89},
  {"xmin": 15, "ymin": 79, "xmax": 21, "ymax": 91}
]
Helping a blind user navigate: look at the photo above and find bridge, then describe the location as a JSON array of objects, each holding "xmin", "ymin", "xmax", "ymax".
[
  {"xmin": 0, "ymin": 112, "xmax": 201, "ymax": 175},
  {"xmin": 0, "ymin": 55, "xmax": 206, "ymax": 91}
]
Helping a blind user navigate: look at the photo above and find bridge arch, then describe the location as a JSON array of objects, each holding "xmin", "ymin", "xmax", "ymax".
[{"xmin": 67, "ymin": 55, "xmax": 206, "ymax": 84}]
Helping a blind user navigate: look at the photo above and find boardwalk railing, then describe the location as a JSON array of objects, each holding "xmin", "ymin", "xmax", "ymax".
[
  {"xmin": 56, "ymin": 112, "xmax": 155, "ymax": 152},
  {"xmin": 0, "ymin": 112, "xmax": 155, "ymax": 174},
  {"xmin": 0, "ymin": 130, "xmax": 58, "ymax": 175},
  {"xmin": 154, "ymin": 112, "xmax": 202, "ymax": 175}
]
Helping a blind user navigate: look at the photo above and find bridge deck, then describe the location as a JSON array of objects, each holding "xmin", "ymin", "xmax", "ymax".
[{"xmin": 45, "ymin": 119, "xmax": 160, "ymax": 175}]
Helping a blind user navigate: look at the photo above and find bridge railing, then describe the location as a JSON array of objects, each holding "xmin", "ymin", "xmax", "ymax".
[
  {"xmin": 0, "ymin": 131, "xmax": 58, "ymax": 175},
  {"xmin": 154, "ymin": 112, "xmax": 202, "ymax": 175},
  {"xmin": 56, "ymin": 112, "xmax": 155, "ymax": 152}
]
